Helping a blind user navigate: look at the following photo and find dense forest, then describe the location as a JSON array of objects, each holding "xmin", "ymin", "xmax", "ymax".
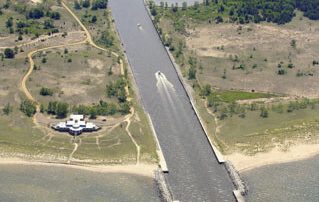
[{"xmin": 156, "ymin": 0, "xmax": 319, "ymax": 24}]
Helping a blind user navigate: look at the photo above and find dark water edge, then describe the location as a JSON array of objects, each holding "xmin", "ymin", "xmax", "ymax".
[
  {"xmin": 0, "ymin": 164, "xmax": 160, "ymax": 202},
  {"xmin": 242, "ymin": 155, "xmax": 319, "ymax": 202}
]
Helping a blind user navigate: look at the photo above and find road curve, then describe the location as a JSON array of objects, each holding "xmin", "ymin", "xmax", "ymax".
[{"xmin": 109, "ymin": 0, "xmax": 235, "ymax": 201}]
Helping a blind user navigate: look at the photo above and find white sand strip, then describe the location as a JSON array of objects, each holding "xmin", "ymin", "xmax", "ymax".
[
  {"xmin": 226, "ymin": 143, "xmax": 319, "ymax": 172},
  {"xmin": 0, "ymin": 158, "xmax": 157, "ymax": 177}
]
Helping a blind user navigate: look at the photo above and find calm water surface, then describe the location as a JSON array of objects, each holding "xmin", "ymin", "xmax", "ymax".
[
  {"xmin": 243, "ymin": 155, "xmax": 319, "ymax": 202},
  {"xmin": 0, "ymin": 165, "xmax": 160, "ymax": 202}
]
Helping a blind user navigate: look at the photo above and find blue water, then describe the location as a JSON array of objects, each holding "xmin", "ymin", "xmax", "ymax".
[
  {"xmin": 243, "ymin": 155, "xmax": 319, "ymax": 202},
  {"xmin": 0, "ymin": 165, "xmax": 160, "ymax": 202}
]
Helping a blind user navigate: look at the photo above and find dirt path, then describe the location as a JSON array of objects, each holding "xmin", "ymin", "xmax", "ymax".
[
  {"xmin": 61, "ymin": 1, "xmax": 140, "ymax": 163},
  {"xmin": 18, "ymin": 1, "xmax": 142, "ymax": 165},
  {"xmin": 0, "ymin": 31, "xmax": 85, "ymax": 50}
]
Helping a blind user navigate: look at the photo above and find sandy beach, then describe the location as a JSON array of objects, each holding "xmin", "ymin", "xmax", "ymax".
[
  {"xmin": 226, "ymin": 143, "xmax": 319, "ymax": 172},
  {"xmin": 0, "ymin": 158, "xmax": 158, "ymax": 178}
]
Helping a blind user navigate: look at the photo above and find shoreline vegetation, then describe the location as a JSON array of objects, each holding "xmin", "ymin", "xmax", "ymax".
[
  {"xmin": 150, "ymin": 0, "xmax": 319, "ymax": 172},
  {"xmin": 0, "ymin": 0, "xmax": 157, "ymax": 167}
]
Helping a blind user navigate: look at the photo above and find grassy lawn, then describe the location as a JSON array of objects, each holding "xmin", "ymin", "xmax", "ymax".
[{"xmin": 211, "ymin": 90, "xmax": 276, "ymax": 103}]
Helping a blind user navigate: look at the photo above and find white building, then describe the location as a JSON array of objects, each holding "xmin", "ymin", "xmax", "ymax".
[{"xmin": 52, "ymin": 114, "xmax": 100, "ymax": 135}]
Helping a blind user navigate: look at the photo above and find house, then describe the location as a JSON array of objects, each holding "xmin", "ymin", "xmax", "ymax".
[{"xmin": 52, "ymin": 114, "xmax": 100, "ymax": 135}]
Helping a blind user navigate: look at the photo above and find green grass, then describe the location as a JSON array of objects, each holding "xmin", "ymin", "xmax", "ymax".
[
  {"xmin": 212, "ymin": 90, "xmax": 276, "ymax": 103},
  {"xmin": 67, "ymin": 1, "xmax": 122, "ymax": 53},
  {"xmin": 219, "ymin": 106, "xmax": 319, "ymax": 155}
]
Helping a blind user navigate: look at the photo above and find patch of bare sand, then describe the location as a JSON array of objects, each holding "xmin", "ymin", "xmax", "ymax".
[
  {"xmin": 0, "ymin": 89, "xmax": 9, "ymax": 96},
  {"xmin": 88, "ymin": 59, "xmax": 104, "ymax": 70},
  {"xmin": 226, "ymin": 143, "xmax": 319, "ymax": 172},
  {"xmin": 0, "ymin": 158, "xmax": 157, "ymax": 177},
  {"xmin": 30, "ymin": 0, "xmax": 42, "ymax": 3},
  {"xmin": 186, "ymin": 23, "xmax": 319, "ymax": 58}
]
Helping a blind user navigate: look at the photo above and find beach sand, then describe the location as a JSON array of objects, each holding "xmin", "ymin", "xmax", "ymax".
[
  {"xmin": 225, "ymin": 143, "xmax": 319, "ymax": 172},
  {"xmin": 0, "ymin": 158, "xmax": 157, "ymax": 178}
]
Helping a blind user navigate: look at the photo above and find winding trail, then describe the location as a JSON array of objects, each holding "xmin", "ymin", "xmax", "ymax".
[{"xmin": 18, "ymin": 1, "xmax": 142, "ymax": 164}]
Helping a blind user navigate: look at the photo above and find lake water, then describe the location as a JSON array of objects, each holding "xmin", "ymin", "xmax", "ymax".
[
  {"xmin": 242, "ymin": 155, "xmax": 319, "ymax": 202},
  {"xmin": 0, "ymin": 165, "xmax": 160, "ymax": 202}
]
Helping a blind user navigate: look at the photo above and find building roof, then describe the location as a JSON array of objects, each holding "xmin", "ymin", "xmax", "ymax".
[{"xmin": 52, "ymin": 114, "xmax": 100, "ymax": 135}]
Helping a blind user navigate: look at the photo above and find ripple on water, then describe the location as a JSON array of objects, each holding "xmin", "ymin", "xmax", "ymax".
[
  {"xmin": 242, "ymin": 155, "xmax": 319, "ymax": 202},
  {"xmin": 0, "ymin": 165, "xmax": 160, "ymax": 202}
]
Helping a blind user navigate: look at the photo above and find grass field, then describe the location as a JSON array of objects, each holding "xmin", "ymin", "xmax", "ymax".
[
  {"xmin": 210, "ymin": 90, "xmax": 276, "ymax": 103},
  {"xmin": 0, "ymin": 1, "xmax": 157, "ymax": 165},
  {"xmin": 28, "ymin": 44, "xmax": 120, "ymax": 105},
  {"xmin": 155, "ymin": 5, "xmax": 319, "ymax": 155}
]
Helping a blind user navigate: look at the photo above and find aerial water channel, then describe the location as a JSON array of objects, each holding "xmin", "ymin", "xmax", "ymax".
[{"xmin": 109, "ymin": 0, "xmax": 235, "ymax": 201}]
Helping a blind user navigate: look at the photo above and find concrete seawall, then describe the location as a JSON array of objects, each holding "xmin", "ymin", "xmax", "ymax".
[
  {"xmin": 144, "ymin": 1, "xmax": 247, "ymax": 201},
  {"xmin": 110, "ymin": 0, "xmax": 236, "ymax": 200}
]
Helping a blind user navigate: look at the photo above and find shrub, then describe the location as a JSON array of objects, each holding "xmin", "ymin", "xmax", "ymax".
[
  {"xmin": 260, "ymin": 107, "xmax": 268, "ymax": 118},
  {"xmin": 4, "ymin": 48, "xmax": 15, "ymax": 58},
  {"xmin": 2, "ymin": 103, "xmax": 13, "ymax": 115},
  {"xmin": 40, "ymin": 87, "xmax": 53, "ymax": 96},
  {"xmin": 20, "ymin": 99, "xmax": 36, "ymax": 117}
]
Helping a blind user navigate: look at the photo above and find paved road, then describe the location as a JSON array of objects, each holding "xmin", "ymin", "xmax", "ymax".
[{"xmin": 109, "ymin": 0, "xmax": 235, "ymax": 201}]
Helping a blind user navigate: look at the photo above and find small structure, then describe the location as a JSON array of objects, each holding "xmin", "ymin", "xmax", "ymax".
[{"xmin": 52, "ymin": 114, "xmax": 100, "ymax": 136}]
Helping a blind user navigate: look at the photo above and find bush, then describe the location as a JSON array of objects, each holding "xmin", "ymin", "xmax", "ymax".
[
  {"xmin": 260, "ymin": 107, "xmax": 268, "ymax": 118},
  {"xmin": 50, "ymin": 12, "xmax": 61, "ymax": 20},
  {"xmin": 188, "ymin": 66, "xmax": 196, "ymax": 80},
  {"xmin": 82, "ymin": 0, "xmax": 90, "ymax": 8},
  {"xmin": 4, "ymin": 48, "xmax": 15, "ymax": 58},
  {"xmin": 27, "ymin": 8, "xmax": 44, "ymax": 19},
  {"xmin": 91, "ymin": 0, "xmax": 108, "ymax": 10},
  {"xmin": 20, "ymin": 99, "xmax": 37, "ymax": 117},
  {"xmin": 40, "ymin": 87, "xmax": 53, "ymax": 96},
  {"xmin": 200, "ymin": 84, "xmax": 212, "ymax": 97},
  {"xmin": 47, "ymin": 101, "xmax": 69, "ymax": 118},
  {"xmin": 98, "ymin": 30, "xmax": 114, "ymax": 48},
  {"xmin": 277, "ymin": 68, "xmax": 287, "ymax": 75},
  {"xmin": 2, "ymin": 103, "xmax": 13, "ymax": 115}
]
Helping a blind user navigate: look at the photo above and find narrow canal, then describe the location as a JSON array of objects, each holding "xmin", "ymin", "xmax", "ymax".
[{"xmin": 109, "ymin": 0, "xmax": 235, "ymax": 201}]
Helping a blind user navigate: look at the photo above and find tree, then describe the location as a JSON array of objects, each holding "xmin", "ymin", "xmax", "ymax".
[
  {"xmin": 82, "ymin": 0, "xmax": 91, "ymax": 8},
  {"xmin": 41, "ymin": 57, "xmax": 47, "ymax": 63},
  {"xmin": 290, "ymin": 39, "xmax": 297, "ymax": 48},
  {"xmin": 44, "ymin": 19, "xmax": 54, "ymax": 29},
  {"xmin": 89, "ymin": 107, "xmax": 97, "ymax": 119},
  {"xmin": 74, "ymin": 0, "xmax": 81, "ymax": 9},
  {"xmin": 117, "ymin": 89, "xmax": 127, "ymax": 103},
  {"xmin": 120, "ymin": 102, "xmax": 130, "ymax": 115},
  {"xmin": 91, "ymin": 15, "xmax": 97, "ymax": 23},
  {"xmin": 27, "ymin": 8, "xmax": 44, "ymax": 19},
  {"xmin": 182, "ymin": 2, "xmax": 187, "ymax": 10},
  {"xmin": 2, "ymin": 103, "xmax": 12, "ymax": 115},
  {"xmin": 4, "ymin": 48, "xmax": 15, "ymax": 58},
  {"xmin": 5, "ymin": 17, "xmax": 13, "ymax": 28},
  {"xmin": 20, "ymin": 99, "xmax": 36, "ymax": 117},
  {"xmin": 151, "ymin": 7, "xmax": 157, "ymax": 16},
  {"xmin": 50, "ymin": 12, "xmax": 61, "ymax": 20},
  {"xmin": 40, "ymin": 87, "xmax": 53, "ymax": 96},
  {"xmin": 56, "ymin": 102, "xmax": 69, "ymax": 118},
  {"xmin": 98, "ymin": 30, "xmax": 114, "ymax": 47},
  {"xmin": 200, "ymin": 84, "xmax": 212, "ymax": 97},
  {"xmin": 91, "ymin": 0, "xmax": 108, "ymax": 10},
  {"xmin": 188, "ymin": 66, "xmax": 196, "ymax": 80}
]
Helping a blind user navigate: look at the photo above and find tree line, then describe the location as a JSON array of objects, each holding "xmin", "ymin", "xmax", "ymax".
[{"xmin": 157, "ymin": 0, "xmax": 319, "ymax": 24}]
